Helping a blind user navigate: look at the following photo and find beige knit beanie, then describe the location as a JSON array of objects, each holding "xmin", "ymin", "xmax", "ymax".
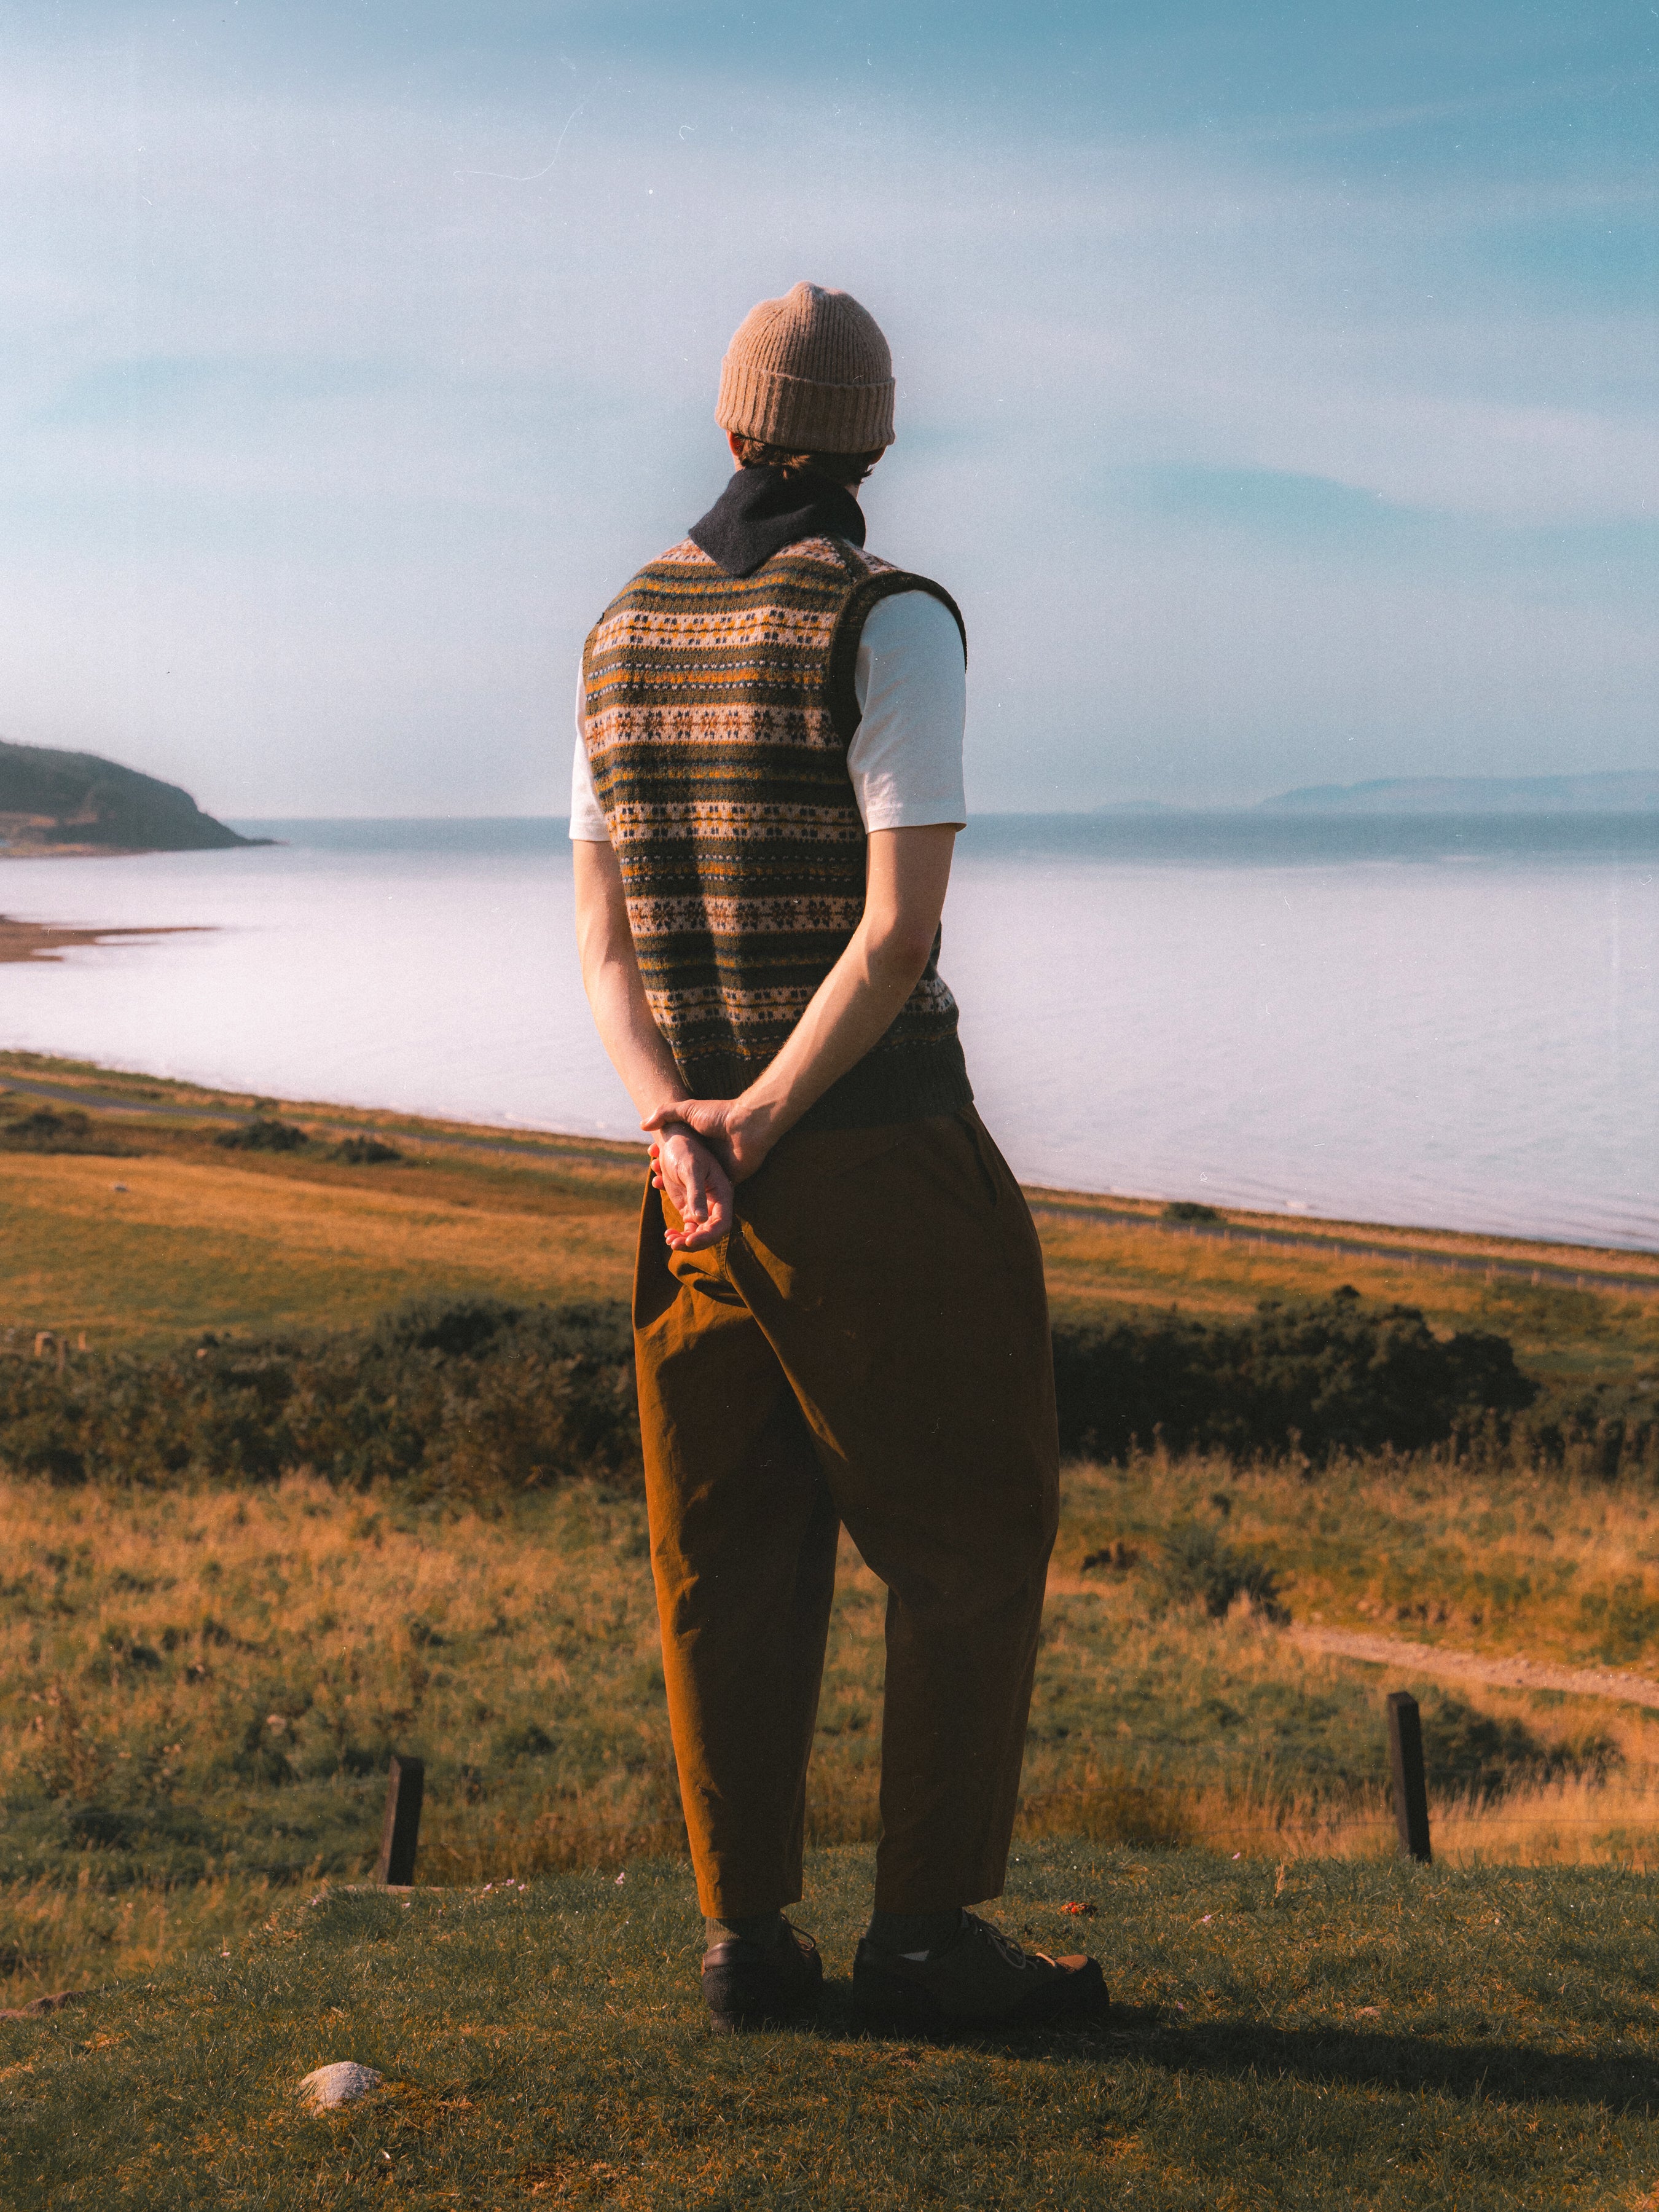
[{"xmin": 715, "ymin": 282, "xmax": 896, "ymax": 453}]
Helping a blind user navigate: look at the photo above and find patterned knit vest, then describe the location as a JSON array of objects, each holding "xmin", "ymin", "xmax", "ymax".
[{"xmin": 581, "ymin": 533, "xmax": 974, "ymax": 1132}]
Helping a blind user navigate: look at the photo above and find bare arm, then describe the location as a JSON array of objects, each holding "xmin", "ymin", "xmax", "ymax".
[
  {"xmin": 641, "ymin": 824, "xmax": 957, "ymax": 1180},
  {"xmin": 572, "ymin": 837, "xmax": 734, "ymax": 1249}
]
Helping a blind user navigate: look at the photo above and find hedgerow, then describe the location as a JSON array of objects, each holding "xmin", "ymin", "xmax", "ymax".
[{"xmin": 2, "ymin": 1288, "xmax": 1649, "ymax": 1491}]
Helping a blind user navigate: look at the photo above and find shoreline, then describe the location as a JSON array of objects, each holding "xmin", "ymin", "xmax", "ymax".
[
  {"xmin": 4, "ymin": 1047, "xmax": 1655, "ymax": 1285},
  {"xmin": 0, "ymin": 915, "xmax": 210, "ymax": 964}
]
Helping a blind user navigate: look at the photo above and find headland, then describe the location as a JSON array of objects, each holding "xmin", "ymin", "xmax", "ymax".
[{"xmin": 0, "ymin": 737, "xmax": 265, "ymax": 857}]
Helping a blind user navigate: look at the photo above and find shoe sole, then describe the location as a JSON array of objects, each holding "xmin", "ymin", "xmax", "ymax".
[{"xmin": 703, "ymin": 1961, "xmax": 824, "ymax": 2035}]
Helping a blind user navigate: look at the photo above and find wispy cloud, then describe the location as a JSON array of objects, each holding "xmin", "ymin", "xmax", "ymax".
[{"xmin": 0, "ymin": 6, "xmax": 1652, "ymax": 809}]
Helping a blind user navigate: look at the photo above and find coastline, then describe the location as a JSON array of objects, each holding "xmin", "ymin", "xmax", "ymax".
[
  {"xmin": 3, "ymin": 817, "xmax": 1652, "ymax": 1255},
  {"xmin": 0, "ymin": 916, "xmax": 210, "ymax": 964},
  {"xmin": 4, "ymin": 1047, "xmax": 1655, "ymax": 1284}
]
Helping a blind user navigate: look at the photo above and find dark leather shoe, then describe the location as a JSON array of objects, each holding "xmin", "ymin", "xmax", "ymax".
[
  {"xmin": 852, "ymin": 1911, "xmax": 1107, "ymax": 2032},
  {"xmin": 701, "ymin": 1917, "xmax": 823, "ymax": 2034}
]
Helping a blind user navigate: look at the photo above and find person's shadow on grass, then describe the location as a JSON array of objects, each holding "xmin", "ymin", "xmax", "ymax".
[{"xmin": 808, "ymin": 1985, "xmax": 1658, "ymax": 2114}]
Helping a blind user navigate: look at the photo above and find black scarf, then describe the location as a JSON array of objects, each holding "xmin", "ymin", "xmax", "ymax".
[{"xmin": 687, "ymin": 466, "xmax": 866, "ymax": 579}]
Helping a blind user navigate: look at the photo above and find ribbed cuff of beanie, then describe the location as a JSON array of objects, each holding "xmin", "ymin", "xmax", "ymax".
[{"xmin": 716, "ymin": 359, "xmax": 895, "ymax": 453}]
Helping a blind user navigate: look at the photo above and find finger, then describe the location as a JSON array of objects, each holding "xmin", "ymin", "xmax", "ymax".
[
  {"xmin": 663, "ymin": 1168, "xmax": 727, "ymax": 1249},
  {"xmin": 681, "ymin": 1154, "xmax": 708, "ymax": 1223}
]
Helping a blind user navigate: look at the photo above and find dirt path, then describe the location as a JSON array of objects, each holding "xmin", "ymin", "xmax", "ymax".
[{"xmin": 1290, "ymin": 1624, "xmax": 1659, "ymax": 1712}]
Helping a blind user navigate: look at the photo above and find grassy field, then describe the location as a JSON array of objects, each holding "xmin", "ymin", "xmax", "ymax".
[
  {"xmin": 0, "ymin": 1054, "xmax": 641, "ymax": 1344},
  {"xmin": 4, "ymin": 1052, "xmax": 1659, "ymax": 2205},
  {"xmin": 6, "ymin": 1848, "xmax": 1659, "ymax": 2210},
  {"xmin": 7, "ymin": 1456, "xmax": 1659, "ymax": 2015},
  {"xmin": 4, "ymin": 1048, "xmax": 1658, "ymax": 1387}
]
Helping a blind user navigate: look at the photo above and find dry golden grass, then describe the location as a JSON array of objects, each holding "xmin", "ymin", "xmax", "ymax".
[
  {"xmin": 1019, "ymin": 1738, "xmax": 1659, "ymax": 1872},
  {"xmin": 1056, "ymin": 1451, "xmax": 1659, "ymax": 1669},
  {"xmin": 4, "ymin": 1053, "xmax": 1659, "ymax": 2027},
  {"xmin": 0, "ymin": 1145, "xmax": 639, "ymax": 1343},
  {"xmin": 1035, "ymin": 1205, "xmax": 1659, "ymax": 1390},
  {"xmin": 10, "ymin": 1452, "xmax": 1659, "ymax": 2005},
  {"xmin": 0, "ymin": 1870, "xmax": 287, "ymax": 1989},
  {"xmin": 5, "ymin": 1053, "xmax": 1656, "ymax": 1396}
]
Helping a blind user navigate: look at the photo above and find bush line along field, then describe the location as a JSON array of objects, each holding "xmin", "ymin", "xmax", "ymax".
[
  {"xmin": 5, "ymin": 1282, "xmax": 1650, "ymax": 1502},
  {"xmin": 4, "ymin": 1052, "xmax": 1659, "ymax": 2208}
]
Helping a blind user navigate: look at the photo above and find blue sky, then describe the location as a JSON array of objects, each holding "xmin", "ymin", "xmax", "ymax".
[{"xmin": 0, "ymin": 1, "xmax": 1653, "ymax": 812}]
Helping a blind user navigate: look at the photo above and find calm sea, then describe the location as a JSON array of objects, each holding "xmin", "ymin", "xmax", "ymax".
[{"xmin": 1, "ymin": 814, "xmax": 1654, "ymax": 1252}]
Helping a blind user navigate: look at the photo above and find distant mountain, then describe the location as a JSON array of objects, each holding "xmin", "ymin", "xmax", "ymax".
[
  {"xmin": 0, "ymin": 739, "xmax": 264, "ymax": 856},
  {"xmin": 1260, "ymin": 772, "xmax": 1659, "ymax": 816}
]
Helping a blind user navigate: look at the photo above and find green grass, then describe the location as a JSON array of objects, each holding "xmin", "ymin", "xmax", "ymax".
[
  {"xmin": 4, "ymin": 1051, "xmax": 1657, "ymax": 1394},
  {"xmin": 9, "ymin": 1464, "xmax": 1659, "ymax": 2015},
  {"xmin": 5, "ymin": 1055, "xmax": 1659, "ymax": 2202},
  {"xmin": 6, "ymin": 1847, "xmax": 1659, "ymax": 2209},
  {"xmin": 0, "ymin": 1062, "xmax": 643, "ymax": 1346}
]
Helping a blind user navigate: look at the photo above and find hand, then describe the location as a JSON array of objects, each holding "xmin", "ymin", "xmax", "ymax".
[
  {"xmin": 648, "ymin": 1127, "xmax": 735, "ymax": 1252},
  {"xmin": 641, "ymin": 1097, "xmax": 776, "ymax": 1185}
]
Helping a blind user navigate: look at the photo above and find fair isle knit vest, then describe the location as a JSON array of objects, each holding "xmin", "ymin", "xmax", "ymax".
[{"xmin": 580, "ymin": 533, "xmax": 974, "ymax": 1132}]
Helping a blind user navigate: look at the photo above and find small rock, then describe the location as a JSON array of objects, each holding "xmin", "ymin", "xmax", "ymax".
[
  {"xmin": 0, "ymin": 1989, "xmax": 88, "ymax": 2022},
  {"xmin": 299, "ymin": 2061, "xmax": 383, "ymax": 2111}
]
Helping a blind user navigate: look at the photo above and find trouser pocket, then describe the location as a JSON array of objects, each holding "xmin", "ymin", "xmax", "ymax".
[{"xmin": 957, "ymin": 1106, "xmax": 1005, "ymax": 1209}]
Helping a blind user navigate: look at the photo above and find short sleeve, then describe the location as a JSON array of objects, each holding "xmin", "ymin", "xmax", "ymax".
[
  {"xmin": 568, "ymin": 671, "xmax": 611, "ymax": 841},
  {"xmin": 847, "ymin": 590, "xmax": 967, "ymax": 831}
]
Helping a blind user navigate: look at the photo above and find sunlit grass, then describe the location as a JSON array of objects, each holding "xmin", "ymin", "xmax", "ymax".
[
  {"xmin": 0, "ymin": 1146, "xmax": 640, "ymax": 1343},
  {"xmin": 4, "ymin": 1051, "xmax": 1659, "ymax": 2207},
  {"xmin": 1057, "ymin": 1451, "xmax": 1659, "ymax": 1665},
  {"xmin": 1035, "ymin": 1205, "xmax": 1659, "ymax": 1389},
  {"xmin": 8, "ymin": 1456, "xmax": 1659, "ymax": 2009},
  {"xmin": 4, "ymin": 1055, "xmax": 1655, "ymax": 1395},
  {"xmin": 7, "ymin": 1848, "xmax": 1659, "ymax": 2210}
]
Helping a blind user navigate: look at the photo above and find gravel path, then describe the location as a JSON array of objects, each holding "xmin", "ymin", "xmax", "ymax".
[{"xmin": 1290, "ymin": 1624, "xmax": 1659, "ymax": 1711}]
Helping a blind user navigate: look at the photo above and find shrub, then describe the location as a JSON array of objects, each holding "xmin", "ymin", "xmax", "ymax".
[
  {"xmin": 1051, "ymin": 1288, "xmax": 1535, "ymax": 1466},
  {"xmin": 0, "ymin": 1297, "xmax": 641, "ymax": 1499},
  {"xmin": 331, "ymin": 1136, "xmax": 403, "ymax": 1165},
  {"xmin": 0, "ymin": 1105, "xmax": 135, "ymax": 1156},
  {"xmin": 214, "ymin": 1118, "xmax": 309, "ymax": 1152},
  {"xmin": 1158, "ymin": 1523, "xmax": 1288, "ymax": 1622},
  {"xmin": 0, "ymin": 1287, "xmax": 1591, "ymax": 1493},
  {"xmin": 1492, "ymin": 1381, "xmax": 1659, "ymax": 1484},
  {"xmin": 373, "ymin": 1295, "xmax": 521, "ymax": 1359},
  {"xmin": 1162, "ymin": 1201, "xmax": 1222, "ymax": 1223}
]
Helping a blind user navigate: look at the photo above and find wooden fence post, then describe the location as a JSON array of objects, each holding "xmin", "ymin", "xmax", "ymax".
[
  {"xmin": 1386, "ymin": 1691, "xmax": 1432, "ymax": 1863},
  {"xmin": 376, "ymin": 1753, "xmax": 425, "ymax": 1885}
]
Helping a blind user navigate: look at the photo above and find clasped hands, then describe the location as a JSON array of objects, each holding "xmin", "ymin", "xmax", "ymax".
[{"xmin": 641, "ymin": 1097, "xmax": 774, "ymax": 1253}]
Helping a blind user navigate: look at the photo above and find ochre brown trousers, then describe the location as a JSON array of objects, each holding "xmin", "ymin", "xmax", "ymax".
[{"xmin": 632, "ymin": 1105, "xmax": 1059, "ymax": 1918}]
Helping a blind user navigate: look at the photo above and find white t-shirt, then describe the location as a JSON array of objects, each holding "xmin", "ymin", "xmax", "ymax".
[{"xmin": 568, "ymin": 587, "xmax": 967, "ymax": 839}]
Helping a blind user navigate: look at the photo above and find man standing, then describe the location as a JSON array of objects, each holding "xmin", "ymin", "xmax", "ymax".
[{"xmin": 571, "ymin": 282, "xmax": 1105, "ymax": 2033}]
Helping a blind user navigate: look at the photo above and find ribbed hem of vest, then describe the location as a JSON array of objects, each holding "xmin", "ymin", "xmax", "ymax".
[{"xmin": 677, "ymin": 1042, "xmax": 973, "ymax": 1136}]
